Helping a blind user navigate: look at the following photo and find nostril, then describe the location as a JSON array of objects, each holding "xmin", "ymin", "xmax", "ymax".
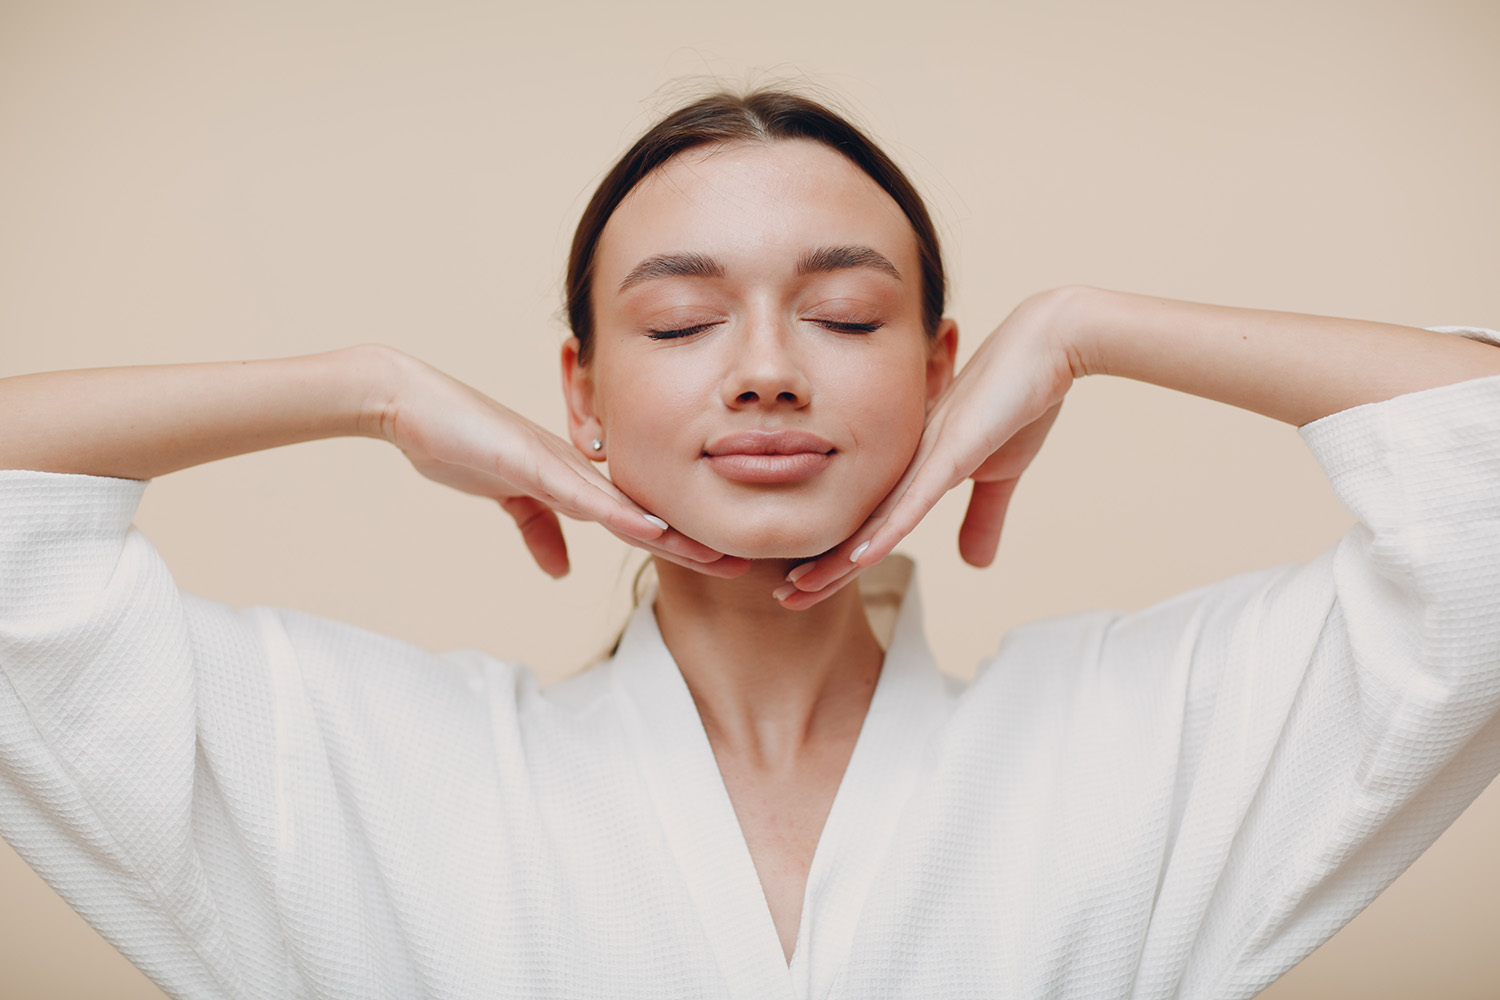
[
  {"xmin": 736, "ymin": 391, "xmax": 759, "ymax": 404},
  {"xmin": 776, "ymin": 392, "xmax": 799, "ymax": 403}
]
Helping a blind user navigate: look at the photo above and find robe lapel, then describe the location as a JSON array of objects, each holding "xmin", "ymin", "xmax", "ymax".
[
  {"xmin": 610, "ymin": 601, "xmax": 797, "ymax": 1000},
  {"xmin": 788, "ymin": 560, "xmax": 955, "ymax": 1000},
  {"xmin": 609, "ymin": 558, "xmax": 954, "ymax": 1000}
]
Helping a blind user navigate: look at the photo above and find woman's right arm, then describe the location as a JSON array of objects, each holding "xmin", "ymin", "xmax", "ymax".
[
  {"xmin": 0, "ymin": 346, "xmax": 388, "ymax": 480},
  {"xmin": 0, "ymin": 345, "xmax": 739, "ymax": 576},
  {"xmin": 0, "ymin": 347, "xmax": 738, "ymax": 990}
]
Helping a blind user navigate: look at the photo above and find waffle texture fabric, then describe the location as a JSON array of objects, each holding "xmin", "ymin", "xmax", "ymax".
[{"xmin": 3, "ymin": 352, "xmax": 1500, "ymax": 999}]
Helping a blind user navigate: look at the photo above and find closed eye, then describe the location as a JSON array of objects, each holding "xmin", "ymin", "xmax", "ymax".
[
  {"xmin": 814, "ymin": 320, "xmax": 883, "ymax": 333},
  {"xmin": 647, "ymin": 319, "xmax": 883, "ymax": 339},
  {"xmin": 646, "ymin": 322, "xmax": 718, "ymax": 340}
]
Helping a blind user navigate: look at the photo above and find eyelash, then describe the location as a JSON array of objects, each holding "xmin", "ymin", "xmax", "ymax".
[
  {"xmin": 645, "ymin": 320, "xmax": 884, "ymax": 340},
  {"xmin": 646, "ymin": 323, "xmax": 715, "ymax": 340}
]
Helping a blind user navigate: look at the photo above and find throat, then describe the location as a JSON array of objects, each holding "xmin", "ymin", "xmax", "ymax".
[
  {"xmin": 651, "ymin": 558, "xmax": 883, "ymax": 763},
  {"xmin": 650, "ymin": 558, "xmax": 885, "ymax": 962}
]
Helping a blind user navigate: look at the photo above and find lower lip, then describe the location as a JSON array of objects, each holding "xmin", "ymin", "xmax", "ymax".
[{"xmin": 705, "ymin": 452, "xmax": 833, "ymax": 483}]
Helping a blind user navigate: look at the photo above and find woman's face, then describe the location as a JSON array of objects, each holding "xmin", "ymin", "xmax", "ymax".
[{"xmin": 566, "ymin": 139, "xmax": 956, "ymax": 559}]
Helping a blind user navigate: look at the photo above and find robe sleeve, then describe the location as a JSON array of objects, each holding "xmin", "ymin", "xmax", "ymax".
[
  {"xmin": 0, "ymin": 472, "xmax": 525, "ymax": 999},
  {"xmin": 1124, "ymin": 329, "xmax": 1500, "ymax": 997},
  {"xmin": 0, "ymin": 472, "xmax": 257, "ymax": 997}
]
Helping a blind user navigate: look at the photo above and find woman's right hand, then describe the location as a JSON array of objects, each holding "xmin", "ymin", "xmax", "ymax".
[
  {"xmin": 0, "ymin": 344, "xmax": 748, "ymax": 580},
  {"xmin": 375, "ymin": 350, "xmax": 750, "ymax": 579}
]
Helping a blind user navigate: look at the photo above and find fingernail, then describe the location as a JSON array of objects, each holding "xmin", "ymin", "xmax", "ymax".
[
  {"xmin": 850, "ymin": 540, "xmax": 870, "ymax": 563},
  {"xmin": 786, "ymin": 563, "xmax": 814, "ymax": 584},
  {"xmin": 772, "ymin": 583, "xmax": 797, "ymax": 601},
  {"xmin": 642, "ymin": 514, "xmax": 669, "ymax": 530}
]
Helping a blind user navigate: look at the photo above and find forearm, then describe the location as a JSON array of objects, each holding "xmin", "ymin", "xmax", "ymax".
[
  {"xmin": 0, "ymin": 344, "xmax": 403, "ymax": 479},
  {"xmin": 1056, "ymin": 286, "xmax": 1500, "ymax": 426}
]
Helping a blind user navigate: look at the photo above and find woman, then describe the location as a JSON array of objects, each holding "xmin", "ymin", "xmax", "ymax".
[{"xmin": 1, "ymin": 90, "xmax": 1497, "ymax": 999}]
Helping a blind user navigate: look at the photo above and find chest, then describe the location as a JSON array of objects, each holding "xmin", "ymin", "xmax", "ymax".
[
  {"xmin": 510, "ymin": 695, "xmax": 1171, "ymax": 996},
  {"xmin": 716, "ymin": 755, "xmax": 850, "ymax": 962},
  {"xmin": 388, "ymin": 666, "xmax": 1177, "ymax": 998}
]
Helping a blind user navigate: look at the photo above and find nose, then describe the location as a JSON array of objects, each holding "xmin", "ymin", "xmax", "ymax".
[{"xmin": 720, "ymin": 316, "xmax": 812, "ymax": 410}]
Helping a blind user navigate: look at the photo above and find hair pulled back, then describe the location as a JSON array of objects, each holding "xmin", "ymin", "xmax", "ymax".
[{"xmin": 566, "ymin": 89, "xmax": 946, "ymax": 363}]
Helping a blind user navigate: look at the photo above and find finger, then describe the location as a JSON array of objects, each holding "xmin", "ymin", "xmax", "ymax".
[
  {"xmin": 513, "ymin": 443, "xmax": 734, "ymax": 565},
  {"xmin": 968, "ymin": 401, "xmax": 1063, "ymax": 483},
  {"xmin": 602, "ymin": 526, "xmax": 753, "ymax": 579},
  {"xmin": 775, "ymin": 565, "xmax": 866, "ymax": 611},
  {"xmin": 781, "ymin": 426, "xmax": 949, "ymax": 594},
  {"xmin": 632, "ymin": 526, "xmax": 727, "ymax": 565},
  {"xmin": 781, "ymin": 530, "xmax": 873, "ymax": 595},
  {"xmin": 538, "ymin": 463, "xmax": 673, "ymax": 543},
  {"xmin": 500, "ymin": 496, "xmax": 570, "ymax": 578},
  {"xmin": 528, "ymin": 459, "xmax": 728, "ymax": 568},
  {"xmin": 957, "ymin": 478, "xmax": 1019, "ymax": 568},
  {"xmin": 855, "ymin": 451, "xmax": 968, "ymax": 566},
  {"xmin": 656, "ymin": 551, "xmax": 755, "ymax": 579},
  {"xmin": 541, "ymin": 464, "xmax": 736, "ymax": 566},
  {"xmin": 586, "ymin": 509, "xmax": 727, "ymax": 565}
]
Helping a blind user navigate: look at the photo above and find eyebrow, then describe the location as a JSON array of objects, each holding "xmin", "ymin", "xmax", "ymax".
[
  {"xmin": 617, "ymin": 252, "xmax": 725, "ymax": 292},
  {"xmin": 796, "ymin": 244, "xmax": 902, "ymax": 281},
  {"xmin": 615, "ymin": 243, "xmax": 901, "ymax": 292}
]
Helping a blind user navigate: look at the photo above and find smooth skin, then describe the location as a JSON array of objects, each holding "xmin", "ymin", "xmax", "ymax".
[{"xmin": 3, "ymin": 141, "xmax": 1498, "ymax": 962}]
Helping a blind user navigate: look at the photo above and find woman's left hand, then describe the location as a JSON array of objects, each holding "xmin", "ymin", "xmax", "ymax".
[
  {"xmin": 776, "ymin": 290, "xmax": 1076, "ymax": 610},
  {"xmin": 777, "ymin": 282, "xmax": 1500, "ymax": 609}
]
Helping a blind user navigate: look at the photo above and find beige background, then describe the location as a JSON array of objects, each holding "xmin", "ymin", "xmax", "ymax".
[{"xmin": 2, "ymin": 0, "xmax": 1497, "ymax": 996}]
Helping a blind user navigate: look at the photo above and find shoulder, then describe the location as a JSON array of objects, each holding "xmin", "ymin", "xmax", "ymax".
[
  {"xmin": 212, "ymin": 604, "xmax": 541, "ymax": 742},
  {"xmin": 966, "ymin": 564, "xmax": 1307, "ymax": 714}
]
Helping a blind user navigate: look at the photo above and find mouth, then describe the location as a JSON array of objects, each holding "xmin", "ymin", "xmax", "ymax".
[{"xmin": 703, "ymin": 430, "xmax": 836, "ymax": 484}]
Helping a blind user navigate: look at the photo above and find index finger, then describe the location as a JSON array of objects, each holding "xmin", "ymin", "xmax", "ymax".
[
  {"xmin": 539, "ymin": 464, "xmax": 670, "ymax": 541},
  {"xmin": 533, "ymin": 451, "xmax": 732, "ymax": 564},
  {"xmin": 781, "ymin": 440, "xmax": 961, "ymax": 597},
  {"xmin": 780, "ymin": 442, "xmax": 935, "ymax": 595},
  {"xmin": 855, "ymin": 456, "xmax": 964, "ymax": 565}
]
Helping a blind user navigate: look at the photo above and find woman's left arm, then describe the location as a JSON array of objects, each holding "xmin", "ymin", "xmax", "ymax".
[
  {"xmin": 1066, "ymin": 286, "xmax": 1500, "ymax": 425},
  {"xmin": 781, "ymin": 286, "xmax": 1500, "ymax": 605}
]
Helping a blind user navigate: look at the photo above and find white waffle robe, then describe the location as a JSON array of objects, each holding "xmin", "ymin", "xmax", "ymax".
[{"xmin": 2, "ymin": 335, "xmax": 1499, "ymax": 999}]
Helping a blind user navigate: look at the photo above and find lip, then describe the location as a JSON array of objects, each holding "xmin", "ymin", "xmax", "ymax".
[
  {"xmin": 704, "ymin": 430, "xmax": 837, "ymax": 456},
  {"xmin": 703, "ymin": 430, "xmax": 836, "ymax": 484}
]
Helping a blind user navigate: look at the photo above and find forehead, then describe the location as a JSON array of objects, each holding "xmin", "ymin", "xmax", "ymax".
[{"xmin": 594, "ymin": 140, "xmax": 918, "ymax": 284}]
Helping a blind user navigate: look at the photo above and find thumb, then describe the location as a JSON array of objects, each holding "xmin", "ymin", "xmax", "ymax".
[
  {"xmin": 500, "ymin": 495, "xmax": 570, "ymax": 578},
  {"xmin": 957, "ymin": 478, "xmax": 1019, "ymax": 568}
]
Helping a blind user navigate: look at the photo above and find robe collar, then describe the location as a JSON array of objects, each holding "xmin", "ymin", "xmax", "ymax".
[{"xmin": 608, "ymin": 557, "xmax": 955, "ymax": 1000}]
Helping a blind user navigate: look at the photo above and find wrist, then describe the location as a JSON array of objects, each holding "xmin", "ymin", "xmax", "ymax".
[
  {"xmin": 1018, "ymin": 284, "xmax": 1110, "ymax": 381},
  {"xmin": 341, "ymin": 344, "xmax": 420, "ymax": 443}
]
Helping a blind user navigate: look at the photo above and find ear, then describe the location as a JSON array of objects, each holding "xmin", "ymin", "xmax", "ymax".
[
  {"xmin": 925, "ymin": 318, "xmax": 959, "ymax": 409},
  {"xmin": 561, "ymin": 337, "xmax": 606, "ymax": 461}
]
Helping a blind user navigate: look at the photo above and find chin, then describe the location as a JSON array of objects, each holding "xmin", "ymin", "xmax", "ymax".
[
  {"xmin": 608, "ymin": 467, "xmax": 888, "ymax": 560},
  {"xmin": 717, "ymin": 539, "xmax": 833, "ymax": 561},
  {"xmin": 672, "ymin": 510, "xmax": 862, "ymax": 562}
]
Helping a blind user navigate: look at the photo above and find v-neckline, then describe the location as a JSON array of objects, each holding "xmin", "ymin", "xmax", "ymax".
[{"xmin": 609, "ymin": 559, "xmax": 954, "ymax": 1000}]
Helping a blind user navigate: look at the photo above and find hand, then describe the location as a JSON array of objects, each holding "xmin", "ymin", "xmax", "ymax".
[
  {"xmin": 776, "ymin": 291, "xmax": 1076, "ymax": 609},
  {"xmin": 378, "ymin": 352, "xmax": 750, "ymax": 579}
]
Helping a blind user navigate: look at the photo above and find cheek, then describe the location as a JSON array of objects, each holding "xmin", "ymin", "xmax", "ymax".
[
  {"xmin": 843, "ymin": 349, "xmax": 931, "ymax": 466},
  {"xmin": 851, "ymin": 387, "xmax": 928, "ymax": 496},
  {"xmin": 592, "ymin": 368, "xmax": 703, "ymax": 497}
]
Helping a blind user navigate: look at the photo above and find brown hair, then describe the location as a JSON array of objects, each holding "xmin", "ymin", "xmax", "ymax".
[{"xmin": 565, "ymin": 89, "xmax": 946, "ymax": 364}]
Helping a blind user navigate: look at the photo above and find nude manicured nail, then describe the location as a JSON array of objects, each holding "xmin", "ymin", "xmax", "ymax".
[
  {"xmin": 642, "ymin": 514, "xmax": 669, "ymax": 530},
  {"xmin": 772, "ymin": 583, "xmax": 797, "ymax": 602},
  {"xmin": 850, "ymin": 541, "xmax": 870, "ymax": 562},
  {"xmin": 786, "ymin": 563, "xmax": 814, "ymax": 584}
]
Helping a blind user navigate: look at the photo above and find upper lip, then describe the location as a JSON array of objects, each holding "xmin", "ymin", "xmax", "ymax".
[{"xmin": 703, "ymin": 430, "xmax": 836, "ymax": 456}]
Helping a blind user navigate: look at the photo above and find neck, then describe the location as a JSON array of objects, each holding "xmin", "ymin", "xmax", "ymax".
[{"xmin": 652, "ymin": 558, "xmax": 883, "ymax": 768}]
